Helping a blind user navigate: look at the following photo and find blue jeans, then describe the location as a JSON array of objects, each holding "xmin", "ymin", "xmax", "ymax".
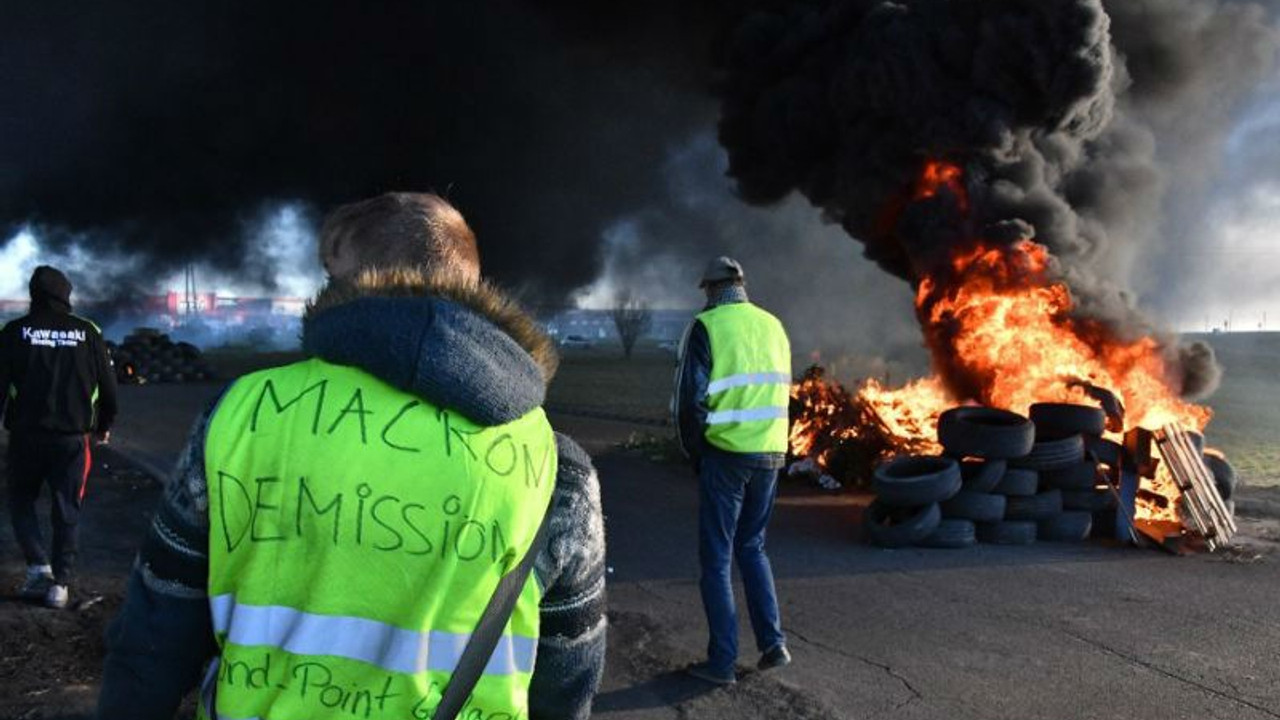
[{"xmin": 698, "ymin": 452, "xmax": 785, "ymax": 673}]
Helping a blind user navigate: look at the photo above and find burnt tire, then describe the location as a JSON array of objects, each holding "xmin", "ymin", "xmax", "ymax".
[
  {"xmin": 1037, "ymin": 511, "xmax": 1093, "ymax": 542},
  {"xmin": 1186, "ymin": 431, "xmax": 1206, "ymax": 455},
  {"xmin": 1203, "ymin": 452, "xmax": 1236, "ymax": 501},
  {"xmin": 1084, "ymin": 436, "xmax": 1123, "ymax": 468},
  {"xmin": 919, "ymin": 519, "xmax": 977, "ymax": 549},
  {"xmin": 873, "ymin": 456, "xmax": 962, "ymax": 507},
  {"xmin": 1011, "ymin": 434, "xmax": 1085, "ymax": 472},
  {"xmin": 976, "ymin": 520, "xmax": 1037, "ymax": 545},
  {"xmin": 936, "ymin": 407, "xmax": 1035, "ymax": 459},
  {"xmin": 960, "ymin": 459, "xmax": 1007, "ymax": 493},
  {"xmin": 864, "ymin": 501, "xmax": 942, "ymax": 548},
  {"xmin": 1005, "ymin": 489, "xmax": 1063, "ymax": 521},
  {"xmin": 1062, "ymin": 489, "xmax": 1116, "ymax": 512},
  {"xmin": 1041, "ymin": 461, "xmax": 1099, "ymax": 491},
  {"xmin": 1029, "ymin": 403, "xmax": 1107, "ymax": 437},
  {"xmin": 993, "ymin": 468, "xmax": 1039, "ymax": 497},
  {"xmin": 940, "ymin": 491, "xmax": 1007, "ymax": 523}
]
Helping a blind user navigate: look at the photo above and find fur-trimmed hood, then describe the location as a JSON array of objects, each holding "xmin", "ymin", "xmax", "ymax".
[{"xmin": 302, "ymin": 267, "xmax": 558, "ymax": 426}]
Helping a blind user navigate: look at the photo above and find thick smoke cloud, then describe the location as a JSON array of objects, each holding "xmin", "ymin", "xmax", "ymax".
[
  {"xmin": 0, "ymin": 1, "xmax": 717, "ymax": 300},
  {"xmin": 715, "ymin": 0, "xmax": 1278, "ymax": 398}
]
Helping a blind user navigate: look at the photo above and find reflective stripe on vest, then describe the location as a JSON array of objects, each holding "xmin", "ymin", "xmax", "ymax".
[
  {"xmin": 200, "ymin": 358, "xmax": 556, "ymax": 720},
  {"xmin": 209, "ymin": 594, "xmax": 537, "ymax": 676},
  {"xmin": 696, "ymin": 303, "xmax": 791, "ymax": 454}
]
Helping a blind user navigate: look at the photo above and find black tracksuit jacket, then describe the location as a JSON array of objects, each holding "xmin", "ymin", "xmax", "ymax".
[{"xmin": 0, "ymin": 301, "xmax": 118, "ymax": 436}]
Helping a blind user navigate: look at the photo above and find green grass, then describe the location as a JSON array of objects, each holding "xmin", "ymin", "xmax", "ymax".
[
  {"xmin": 546, "ymin": 347, "xmax": 677, "ymax": 423},
  {"xmin": 1191, "ymin": 333, "xmax": 1280, "ymax": 487}
]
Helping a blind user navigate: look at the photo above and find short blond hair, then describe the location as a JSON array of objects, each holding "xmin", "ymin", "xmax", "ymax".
[{"xmin": 319, "ymin": 192, "xmax": 481, "ymax": 282}]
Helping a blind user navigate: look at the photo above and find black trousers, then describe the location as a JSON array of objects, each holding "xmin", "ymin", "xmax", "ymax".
[{"xmin": 6, "ymin": 433, "xmax": 92, "ymax": 585}]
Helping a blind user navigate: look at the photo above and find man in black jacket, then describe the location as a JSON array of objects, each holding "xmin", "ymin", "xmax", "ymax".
[{"xmin": 1, "ymin": 265, "xmax": 117, "ymax": 609}]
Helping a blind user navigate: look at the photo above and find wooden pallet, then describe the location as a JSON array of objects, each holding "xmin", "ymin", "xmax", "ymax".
[{"xmin": 1154, "ymin": 423, "xmax": 1237, "ymax": 551}]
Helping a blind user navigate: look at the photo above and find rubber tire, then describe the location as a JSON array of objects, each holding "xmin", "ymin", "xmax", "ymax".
[
  {"xmin": 919, "ymin": 519, "xmax": 977, "ymax": 549},
  {"xmin": 960, "ymin": 459, "xmax": 1007, "ymax": 493},
  {"xmin": 1062, "ymin": 489, "xmax": 1116, "ymax": 512},
  {"xmin": 1084, "ymin": 435, "xmax": 1122, "ymax": 468},
  {"xmin": 873, "ymin": 456, "xmax": 962, "ymax": 508},
  {"xmin": 941, "ymin": 491, "xmax": 1007, "ymax": 523},
  {"xmin": 1041, "ymin": 461, "xmax": 1099, "ymax": 491},
  {"xmin": 1030, "ymin": 403, "xmax": 1107, "ymax": 437},
  {"xmin": 1037, "ymin": 511, "xmax": 1093, "ymax": 542},
  {"xmin": 1186, "ymin": 431, "xmax": 1206, "ymax": 455},
  {"xmin": 976, "ymin": 520, "xmax": 1037, "ymax": 545},
  {"xmin": 1202, "ymin": 453, "xmax": 1235, "ymax": 501},
  {"xmin": 936, "ymin": 407, "xmax": 1035, "ymax": 459},
  {"xmin": 1005, "ymin": 489, "xmax": 1064, "ymax": 521},
  {"xmin": 994, "ymin": 468, "xmax": 1039, "ymax": 497},
  {"xmin": 1011, "ymin": 434, "xmax": 1085, "ymax": 472},
  {"xmin": 865, "ymin": 501, "xmax": 942, "ymax": 548}
]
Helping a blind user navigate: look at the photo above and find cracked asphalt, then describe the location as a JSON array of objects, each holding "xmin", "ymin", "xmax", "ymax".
[{"xmin": 91, "ymin": 388, "xmax": 1280, "ymax": 719}]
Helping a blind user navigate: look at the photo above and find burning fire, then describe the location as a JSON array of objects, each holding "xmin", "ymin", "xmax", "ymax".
[{"xmin": 792, "ymin": 161, "xmax": 1213, "ymax": 523}]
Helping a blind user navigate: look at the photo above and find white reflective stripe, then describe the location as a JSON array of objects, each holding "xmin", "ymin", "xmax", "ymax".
[
  {"xmin": 209, "ymin": 594, "xmax": 535, "ymax": 676},
  {"xmin": 706, "ymin": 372, "xmax": 791, "ymax": 396},
  {"xmin": 705, "ymin": 406, "xmax": 788, "ymax": 425}
]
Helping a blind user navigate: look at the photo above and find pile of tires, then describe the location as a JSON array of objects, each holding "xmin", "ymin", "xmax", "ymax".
[
  {"xmin": 865, "ymin": 402, "xmax": 1238, "ymax": 549},
  {"xmin": 936, "ymin": 406, "xmax": 1045, "ymax": 546},
  {"xmin": 107, "ymin": 328, "xmax": 215, "ymax": 384}
]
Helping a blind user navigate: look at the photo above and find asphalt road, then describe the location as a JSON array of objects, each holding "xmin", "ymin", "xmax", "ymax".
[{"xmin": 80, "ymin": 384, "xmax": 1280, "ymax": 719}]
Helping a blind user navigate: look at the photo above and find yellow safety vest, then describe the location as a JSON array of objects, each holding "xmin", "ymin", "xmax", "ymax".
[
  {"xmin": 696, "ymin": 303, "xmax": 791, "ymax": 454},
  {"xmin": 200, "ymin": 358, "xmax": 556, "ymax": 720}
]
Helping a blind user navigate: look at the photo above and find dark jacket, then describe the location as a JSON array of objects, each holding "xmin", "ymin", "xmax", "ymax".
[
  {"xmin": 0, "ymin": 269, "xmax": 117, "ymax": 435},
  {"xmin": 97, "ymin": 270, "xmax": 606, "ymax": 720},
  {"xmin": 673, "ymin": 289, "xmax": 785, "ymax": 470}
]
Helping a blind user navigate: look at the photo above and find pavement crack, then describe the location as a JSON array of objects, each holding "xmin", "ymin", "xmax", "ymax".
[
  {"xmin": 1061, "ymin": 629, "xmax": 1280, "ymax": 719},
  {"xmin": 787, "ymin": 626, "xmax": 923, "ymax": 711}
]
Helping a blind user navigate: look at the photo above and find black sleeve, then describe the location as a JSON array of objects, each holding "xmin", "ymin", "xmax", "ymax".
[
  {"xmin": 528, "ymin": 434, "xmax": 606, "ymax": 720},
  {"xmin": 674, "ymin": 320, "xmax": 711, "ymax": 463},
  {"xmin": 91, "ymin": 328, "xmax": 118, "ymax": 433}
]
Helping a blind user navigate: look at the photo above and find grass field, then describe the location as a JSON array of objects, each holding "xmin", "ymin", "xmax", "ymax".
[{"xmin": 1191, "ymin": 332, "xmax": 1280, "ymax": 487}]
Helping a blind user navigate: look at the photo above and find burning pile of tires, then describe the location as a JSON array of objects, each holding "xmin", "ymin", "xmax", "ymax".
[
  {"xmin": 864, "ymin": 403, "xmax": 1236, "ymax": 549},
  {"xmin": 106, "ymin": 329, "xmax": 215, "ymax": 385}
]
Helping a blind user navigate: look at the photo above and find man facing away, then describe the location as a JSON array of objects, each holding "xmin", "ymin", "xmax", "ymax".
[
  {"xmin": 97, "ymin": 192, "xmax": 606, "ymax": 720},
  {"xmin": 1, "ymin": 266, "xmax": 117, "ymax": 609},
  {"xmin": 674, "ymin": 256, "xmax": 792, "ymax": 685}
]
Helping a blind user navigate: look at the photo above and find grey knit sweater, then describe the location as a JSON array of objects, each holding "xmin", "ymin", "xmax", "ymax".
[{"xmin": 97, "ymin": 272, "xmax": 606, "ymax": 720}]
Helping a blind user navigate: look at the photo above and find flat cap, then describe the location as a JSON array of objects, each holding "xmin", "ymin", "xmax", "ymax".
[{"xmin": 699, "ymin": 256, "xmax": 744, "ymax": 287}]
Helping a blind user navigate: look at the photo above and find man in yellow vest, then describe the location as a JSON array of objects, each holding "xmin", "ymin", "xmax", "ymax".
[
  {"xmin": 674, "ymin": 256, "xmax": 791, "ymax": 685},
  {"xmin": 97, "ymin": 193, "xmax": 606, "ymax": 720}
]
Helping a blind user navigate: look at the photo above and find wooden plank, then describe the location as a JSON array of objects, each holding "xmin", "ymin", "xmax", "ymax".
[{"xmin": 1155, "ymin": 423, "xmax": 1235, "ymax": 549}]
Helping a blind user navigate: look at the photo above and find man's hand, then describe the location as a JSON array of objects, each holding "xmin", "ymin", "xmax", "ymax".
[{"xmin": 94, "ymin": 430, "xmax": 111, "ymax": 445}]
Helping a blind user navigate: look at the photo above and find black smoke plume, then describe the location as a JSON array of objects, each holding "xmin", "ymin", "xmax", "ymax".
[
  {"xmin": 716, "ymin": 0, "xmax": 1278, "ymax": 399},
  {"xmin": 0, "ymin": 1, "xmax": 719, "ymax": 300}
]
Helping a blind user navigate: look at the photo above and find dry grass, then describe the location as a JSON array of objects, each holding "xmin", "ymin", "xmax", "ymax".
[{"xmin": 1192, "ymin": 332, "xmax": 1280, "ymax": 487}]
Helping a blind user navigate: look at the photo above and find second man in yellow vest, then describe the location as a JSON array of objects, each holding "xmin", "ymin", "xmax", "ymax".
[{"xmin": 674, "ymin": 256, "xmax": 792, "ymax": 685}]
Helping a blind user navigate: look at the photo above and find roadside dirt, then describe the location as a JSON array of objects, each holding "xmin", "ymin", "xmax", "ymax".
[{"xmin": 0, "ymin": 445, "xmax": 160, "ymax": 720}]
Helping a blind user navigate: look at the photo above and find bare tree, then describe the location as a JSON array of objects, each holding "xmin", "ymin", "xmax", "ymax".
[{"xmin": 612, "ymin": 293, "xmax": 653, "ymax": 359}]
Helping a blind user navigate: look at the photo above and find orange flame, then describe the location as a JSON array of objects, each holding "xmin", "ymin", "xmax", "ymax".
[{"xmin": 790, "ymin": 161, "xmax": 1212, "ymax": 527}]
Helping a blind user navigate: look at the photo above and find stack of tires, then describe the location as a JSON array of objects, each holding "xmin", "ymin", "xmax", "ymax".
[
  {"xmin": 865, "ymin": 455, "xmax": 964, "ymax": 548},
  {"xmin": 937, "ymin": 407, "xmax": 1038, "ymax": 546},
  {"xmin": 107, "ymin": 329, "xmax": 215, "ymax": 384}
]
